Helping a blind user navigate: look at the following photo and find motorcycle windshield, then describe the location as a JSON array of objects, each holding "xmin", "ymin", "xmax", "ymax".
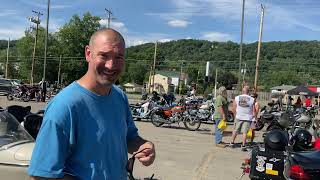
[{"xmin": 0, "ymin": 111, "xmax": 34, "ymax": 150}]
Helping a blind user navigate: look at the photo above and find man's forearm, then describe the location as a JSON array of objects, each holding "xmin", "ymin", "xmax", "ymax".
[{"xmin": 127, "ymin": 136, "xmax": 148, "ymax": 154}]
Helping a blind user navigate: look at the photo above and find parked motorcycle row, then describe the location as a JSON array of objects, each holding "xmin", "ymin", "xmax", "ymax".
[
  {"xmin": 130, "ymin": 93, "xmax": 234, "ymax": 131},
  {"xmin": 6, "ymin": 84, "xmax": 60, "ymax": 102},
  {"xmin": 240, "ymin": 102, "xmax": 320, "ymax": 180}
]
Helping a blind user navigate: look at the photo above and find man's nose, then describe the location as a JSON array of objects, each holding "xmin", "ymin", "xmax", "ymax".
[{"xmin": 105, "ymin": 58, "xmax": 117, "ymax": 69}]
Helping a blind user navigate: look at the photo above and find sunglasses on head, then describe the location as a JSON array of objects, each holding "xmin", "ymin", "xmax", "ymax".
[{"xmin": 126, "ymin": 148, "xmax": 154, "ymax": 180}]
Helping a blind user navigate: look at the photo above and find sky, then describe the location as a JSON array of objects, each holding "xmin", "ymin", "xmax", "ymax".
[{"xmin": 1, "ymin": 0, "xmax": 320, "ymax": 46}]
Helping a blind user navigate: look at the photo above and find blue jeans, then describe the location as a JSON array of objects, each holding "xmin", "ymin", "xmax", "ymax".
[{"xmin": 214, "ymin": 118, "xmax": 223, "ymax": 144}]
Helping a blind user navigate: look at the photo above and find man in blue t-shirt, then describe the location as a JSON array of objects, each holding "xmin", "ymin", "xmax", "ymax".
[{"xmin": 28, "ymin": 28, "xmax": 156, "ymax": 180}]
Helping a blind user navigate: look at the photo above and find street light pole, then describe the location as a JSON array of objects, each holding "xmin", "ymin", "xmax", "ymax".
[
  {"xmin": 43, "ymin": 0, "xmax": 50, "ymax": 81},
  {"xmin": 238, "ymin": 0, "xmax": 245, "ymax": 90}
]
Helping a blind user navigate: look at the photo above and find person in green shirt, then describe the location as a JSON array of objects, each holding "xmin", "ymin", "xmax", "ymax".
[{"xmin": 213, "ymin": 86, "xmax": 229, "ymax": 148}]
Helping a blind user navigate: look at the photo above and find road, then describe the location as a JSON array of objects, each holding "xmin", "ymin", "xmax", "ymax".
[{"xmin": 0, "ymin": 96, "xmax": 260, "ymax": 180}]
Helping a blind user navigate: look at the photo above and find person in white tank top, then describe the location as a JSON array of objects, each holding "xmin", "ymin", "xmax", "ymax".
[{"xmin": 229, "ymin": 86, "xmax": 255, "ymax": 151}]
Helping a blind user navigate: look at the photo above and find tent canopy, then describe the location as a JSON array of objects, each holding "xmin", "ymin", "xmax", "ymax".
[{"xmin": 286, "ymin": 85, "xmax": 318, "ymax": 96}]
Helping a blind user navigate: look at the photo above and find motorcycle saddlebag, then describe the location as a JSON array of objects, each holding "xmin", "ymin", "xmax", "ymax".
[{"xmin": 249, "ymin": 146, "xmax": 286, "ymax": 180}]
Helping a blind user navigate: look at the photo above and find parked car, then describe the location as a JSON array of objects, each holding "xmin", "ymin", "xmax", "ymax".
[
  {"xmin": 0, "ymin": 111, "xmax": 34, "ymax": 179},
  {"xmin": 0, "ymin": 78, "xmax": 13, "ymax": 95}
]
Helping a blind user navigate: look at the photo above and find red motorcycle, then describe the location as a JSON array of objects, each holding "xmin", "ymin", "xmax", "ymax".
[{"xmin": 150, "ymin": 105, "xmax": 201, "ymax": 131}]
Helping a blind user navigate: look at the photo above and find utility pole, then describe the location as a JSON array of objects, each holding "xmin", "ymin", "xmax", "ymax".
[
  {"xmin": 57, "ymin": 55, "xmax": 62, "ymax": 85},
  {"xmin": 5, "ymin": 38, "xmax": 10, "ymax": 79},
  {"xmin": 238, "ymin": 0, "xmax": 246, "ymax": 90},
  {"xmin": 254, "ymin": 4, "xmax": 265, "ymax": 93},
  {"xmin": 152, "ymin": 42, "xmax": 157, "ymax": 92},
  {"xmin": 214, "ymin": 68, "xmax": 218, "ymax": 98},
  {"xmin": 104, "ymin": 8, "xmax": 115, "ymax": 28},
  {"xmin": 43, "ymin": 0, "xmax": 50, "ymax": 81},
  {"xmin": 242, "ymin": 62, "xmax": 247, "ymax": 83},
  {"xmin": 148, "ymin": 66, "xmax": 152, "ymax": 93},
  {"xmin": 179, "ymin": 61, "xmax": 184, "ymax": 95},
  {"xmin": 29, "ymin": 10, "xmax": 42, "ymax": 84}
]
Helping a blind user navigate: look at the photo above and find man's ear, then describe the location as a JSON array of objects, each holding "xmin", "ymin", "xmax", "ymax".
[{"xmin": 85, "ymin": 45, "xmax": 91, "ymax": 63}]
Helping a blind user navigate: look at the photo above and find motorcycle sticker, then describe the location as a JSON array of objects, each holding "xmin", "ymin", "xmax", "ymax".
[
  {"xmin": 269, "ymin": 157, "xmax": 281, "ymax": 163},
  {"xmin": 265, "ymin": 163, "xmax": 279, "ymax": 176},
  {"xmin": 256, "ymin": 155, "xmax": 266, "ymax": 172}
]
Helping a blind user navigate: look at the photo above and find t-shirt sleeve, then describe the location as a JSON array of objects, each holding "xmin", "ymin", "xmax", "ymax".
[
  {"xmin": 27, "ymin": 101, "xmax": 71, "ymax": 178},
  {"xmin": 123, "ymin": 93, "xmax": 138, "ymax": 142}
]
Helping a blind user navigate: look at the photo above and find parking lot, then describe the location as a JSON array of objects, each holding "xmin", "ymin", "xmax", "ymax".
[{"xmin": 0, "ymin": 96, "xmax": 264, "ymax": 180}]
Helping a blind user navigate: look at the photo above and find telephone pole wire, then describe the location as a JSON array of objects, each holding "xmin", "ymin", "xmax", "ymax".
[
  {"xmin": 254, "ymin": 4, "xmax": 265, "ymax": 93},
  {"xmin": 29, "ymin": 10, "xmax": 43, "ymax": 84}
]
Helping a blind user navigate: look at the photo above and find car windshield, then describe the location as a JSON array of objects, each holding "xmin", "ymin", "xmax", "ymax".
[{"xmin": 0, "ymin": 111, "xmax": 34, "ymax": 149}]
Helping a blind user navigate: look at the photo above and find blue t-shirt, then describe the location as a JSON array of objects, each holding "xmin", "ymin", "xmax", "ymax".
[{"xmin": 28, "ymin": 82, "xmax": 138, "ymax": 180}]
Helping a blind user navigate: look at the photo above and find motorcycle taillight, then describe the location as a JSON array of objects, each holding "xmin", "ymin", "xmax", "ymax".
[{"xmin": 289, "ymin": 165, "xmax": 310, "ymax": 180}]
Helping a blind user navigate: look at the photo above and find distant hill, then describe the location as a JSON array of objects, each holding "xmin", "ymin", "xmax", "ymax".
[{"xmin": 0, "ymin": 40, "xmax": 17, "ymax": 50}]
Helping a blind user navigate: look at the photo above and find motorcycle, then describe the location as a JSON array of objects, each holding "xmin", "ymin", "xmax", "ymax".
[
  {"xmin": 240, "ymin": 130, "xmax": 320, "ymax": 180},
  {"xmin": 7, "ymin": 86, "xmax": 30, "ymax": 102},
  {"xmin": 150, "ymin": 105, "xmax": 201, "ymax": 131},
  {"xmin": 130, "ymin": 99, "xmax": 159, "ymax": 121}
]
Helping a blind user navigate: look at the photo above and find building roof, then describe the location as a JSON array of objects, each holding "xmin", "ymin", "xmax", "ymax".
[
  {"xmin": 270, "ymin": 85, "xmax": 296, "ymax": 91},
  {"xmin": 123, "ymin": 83, "xmax": 142, "ymax": 87},
  {"xmin": 156, "ymin": 70, "xmax": 181, "ymax": 78}
]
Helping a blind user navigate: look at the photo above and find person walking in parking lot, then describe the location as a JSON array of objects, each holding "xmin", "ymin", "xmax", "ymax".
[
  {"xmin": 230, "ymin": 86, "xmax": 255, "ymax": 151},
  {"xmin": 213, "ymin": 86, "xmax": 229, "ymax": 148},
  {"xmin": 28, "ymin": 28, "xmax": 156, "ymax": 180}
]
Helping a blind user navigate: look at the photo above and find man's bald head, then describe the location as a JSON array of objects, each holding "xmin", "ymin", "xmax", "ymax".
[
  {"xmin": 242, "ymin": 86, "xmax": 249, "ymax": 94},
  {"xmin": 89, "ymin": 28, "xmax": 125, "ymax": 49}
]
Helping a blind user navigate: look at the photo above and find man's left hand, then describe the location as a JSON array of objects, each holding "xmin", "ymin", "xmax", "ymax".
[{"xmin": 134, "ymin": 142, "xmax": 156, "ymax": 166}]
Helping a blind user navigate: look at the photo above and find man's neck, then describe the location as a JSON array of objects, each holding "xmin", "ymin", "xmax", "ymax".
[{"xmin": 77, "ymin": 73, "xmax": 112, "ymax": 96}]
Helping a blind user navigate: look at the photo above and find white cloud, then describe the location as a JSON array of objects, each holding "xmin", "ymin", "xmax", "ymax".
[
  {"xmin": 200, "ymin": 32, "xmax": 233, "ymax": 42},
  {"xmin": 99, "ymin": 19, "xmax": 128, "ymax": 32},
  {"xmin": 112, "ymin": 22, "xmax": 126, "ymax": 30},
  {"xmin": 168, "ymin": 0, "xmax": 320, "ymax": 32},
  {"xmin": 0, "ymin": 27, "xmax": 25, "ymax": 40},
  {"xmin": 0, "ymin": 10, "xmax": 18, "ymax": 17},
  {"xmin": 168, "ymin": 19, "xmax": 191, "ymax": 28},
  {"xmin": 124, "ymin": 33, "xmax": 171, "ymax": 47},
  {"xmin": 159, "ymin": 38, "xmax": 172, "ymax": 43}
]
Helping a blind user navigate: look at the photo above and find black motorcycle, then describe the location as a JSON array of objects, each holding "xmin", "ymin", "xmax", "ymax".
[{"xmin": 240, "ymin": 129, "xmax": 320, "ymax": 180}]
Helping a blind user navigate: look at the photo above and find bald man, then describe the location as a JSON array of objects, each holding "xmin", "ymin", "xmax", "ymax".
[
  {"xmin": 230, "ymin": 86, "xmax": 255, "ymax": 152},
  {"xmin": 28, "ymin": 28, "xmax": 155, "ymax": 180}
]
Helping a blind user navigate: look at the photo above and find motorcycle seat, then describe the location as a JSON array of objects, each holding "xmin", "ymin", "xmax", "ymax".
[
  {"xmin": 291, "ymin": 151, "xmax": 320, "ymax": 169},
  {"xmin": 261, "ymin": 113, "xmax": 274, "ymax": 121}
]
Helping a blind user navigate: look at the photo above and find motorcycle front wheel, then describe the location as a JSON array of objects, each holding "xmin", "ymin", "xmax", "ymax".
[
  {"xmin": 7, "ymin": 94, "xmax": 13, "ymax": 101},
  {"xmin": 184, "ymin": 115, "xmax": 201, "ymax": 131},
  {"xmin": 22, "ymin": 94, "xmax": 30, "ymax": 102},
  {"xmin": 151, "ymin": 112, "xmax": 164, "ymax": 127}
]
